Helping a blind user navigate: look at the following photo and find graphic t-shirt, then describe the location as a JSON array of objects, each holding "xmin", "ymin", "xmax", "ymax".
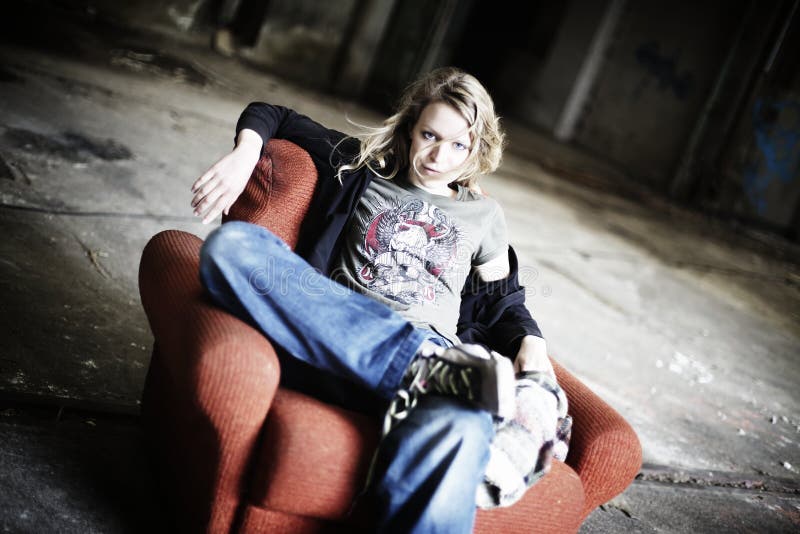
[{"xmin": 333, "ymin": 174, "xmax": 508, "ymax": 344}]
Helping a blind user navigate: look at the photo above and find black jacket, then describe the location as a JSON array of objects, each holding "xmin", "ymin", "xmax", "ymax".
[{"xmin": 237, "ymin": 103, "xmax": 542, "ymax": 357}]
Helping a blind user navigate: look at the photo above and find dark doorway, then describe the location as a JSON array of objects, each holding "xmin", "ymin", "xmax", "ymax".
[
  {"xmin": 448, "ymin": 1, "xmax": 568, "ymax": 117},
  {"xmin": 361, "ymin": 0, "xmax": 568, "ymax": 117}
]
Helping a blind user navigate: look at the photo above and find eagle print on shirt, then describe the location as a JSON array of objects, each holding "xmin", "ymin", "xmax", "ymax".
[{"xmin": 357, "ymin": 197, "xmax": 461, "ymax": 306}]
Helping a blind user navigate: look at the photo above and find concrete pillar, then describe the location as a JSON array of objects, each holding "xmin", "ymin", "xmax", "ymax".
[
  {"xmin": 553, "ymin": 0, "xmax": 626, "ymax": 141},
  {"xmin": 244, "ymin": 0, "xmax": 358, "ymax": 90},
  {"xmin": 332, "ymin": 0, "xmax": 397, "ymax": 97},
  {"xmin": 669, "ymin": 0, "xmax": 777, "ymax": 199},
  {"xmin": 518, "ymin": 0, "xmax": 612, "ymax": 132}
]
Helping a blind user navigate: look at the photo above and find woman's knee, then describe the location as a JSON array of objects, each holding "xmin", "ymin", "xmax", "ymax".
[
  {"xmin": 389, "ymin": 396, "xmax": 494, "ymax": 454},
  {"xmin": 201, "ymin": 221, "xmax": 282, "ymax": 266},
  {"xmin": 199, "ymin": 222, "xmax": 292, "ymax": 291},
  {"xmin": 200, "ymin": 223, "xmax": 235, "ymax": 281},
  {"xmin": 445, "ymin": 401, "xmax": 494, "ymax": 449},
  {"xmin": 202, "ymin": 221, "xmax": 252, "ymax": 260},
  {"xmin": 200, "ymin": 222, "xmax": 258, "ymax": 285}
]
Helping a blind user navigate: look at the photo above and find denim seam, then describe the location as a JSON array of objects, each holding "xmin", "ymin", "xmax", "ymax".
[{"xmin": 377, "ymin": 326, "xmax": 427, "ymax": 397}]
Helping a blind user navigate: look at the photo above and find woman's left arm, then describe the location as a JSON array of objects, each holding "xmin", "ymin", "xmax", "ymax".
[
  {"xmin": 475, "ymin": 255, "xmax": 555, "ymax": 378},
  {"xmin": 515, "ymin": 334, "xmax": 555, "ymax": 378},
  {"xmin": 473, "ymin": 252, "xmax": 510, "ymax": 282},
  {"xmin": 469, "ymin": 203, "xmax": 554, "ymax": 374}
]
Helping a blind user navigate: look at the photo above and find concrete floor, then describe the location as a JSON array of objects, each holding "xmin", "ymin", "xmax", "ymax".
[{"xmin": 1, "ymin": 4, "xmax": 799, "ymax": 533}]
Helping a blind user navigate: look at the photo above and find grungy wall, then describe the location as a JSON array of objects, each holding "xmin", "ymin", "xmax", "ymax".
[
  {"xmin": 77, "ymin": 0, "xmax": 800, "ymax": 237},
  {"xmin": 518, "ymin": 0, "xmax": 610, "ymax": 132},
  {"xmin": 245, "ymin": 0, "xmax": 358, "ymax": 90},
  {"xmin": 571, "ymin": 0, "xmax": 744, "ymax": 190},
  {"xmin": 715, "ymin": 7, "xmax": 800, "ymax": 234}
]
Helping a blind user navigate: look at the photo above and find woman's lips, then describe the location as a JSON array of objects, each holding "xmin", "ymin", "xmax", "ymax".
[{"xmin": 423, "ymin": 165, "xmax": 440, "ymax": 174}]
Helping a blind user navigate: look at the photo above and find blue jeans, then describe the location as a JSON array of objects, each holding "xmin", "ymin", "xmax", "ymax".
[{"xmin": 199, "ymin": 221, "xmax": 493, "ymax": 533}]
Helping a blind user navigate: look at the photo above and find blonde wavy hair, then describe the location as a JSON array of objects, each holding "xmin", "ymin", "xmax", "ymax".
[{"xmin": 336, "ymin": 67, "xmax": 505, "ymax": 189}]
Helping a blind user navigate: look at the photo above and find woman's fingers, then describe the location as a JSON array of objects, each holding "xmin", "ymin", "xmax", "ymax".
[
  {"xmin": 191, "ymin": 148, "xmax": 256, "ymax": 222},
  {"xmin": 201, "ymin": 192, "xmax": 230, "ymax": 224},
  {"xmin": 192, "ymin": 169, "xmax": 235, "ymax": 210},
  {"xmin": 192, "ymin": 181, "xmax": 217, "ymax": 209},
  {"xmin": 192, "ymin": 186, "xmax": 214, "ymax": 210},
  {"xmin": 194, "ymin": 185, "xmax": 225, "ymax": 220},
  {"xmin": 191, "ymin": 170, "xmax": 220, "ymax": 208},
  {"xmin": 191, "ymin": 166, "xmax": 216, "ymax": 193}
]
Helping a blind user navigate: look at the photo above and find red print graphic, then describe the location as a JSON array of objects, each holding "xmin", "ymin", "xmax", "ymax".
[{"xmin": 359, "ymin": 198, "xmax": 460, "ymax": 305}]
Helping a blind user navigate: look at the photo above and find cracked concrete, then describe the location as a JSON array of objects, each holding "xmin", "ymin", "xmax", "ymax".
[{"xmin": 0, "ymin": 2, "xmax": 799, "ymax": 532}]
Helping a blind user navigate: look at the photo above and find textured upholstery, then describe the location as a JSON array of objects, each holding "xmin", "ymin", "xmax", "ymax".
[
  {"xmin": 139, "ymin": 139, "xmax": 641, "ymax": 533},
  {"xmin": 223, "ymin": 139, "xmax": 317, "ymax": 247},
  {"xmin": 551, "ymin": 360, "xmax": 644, "ymax": 519},
  {"xmin": 248, "ymin": 388, "xmax": 380, "ymax": 520}
]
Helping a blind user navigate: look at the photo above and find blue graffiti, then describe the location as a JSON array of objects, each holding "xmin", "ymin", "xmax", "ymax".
[
  {"xmin": 634, "ymin": 41, "xmax": 694, "ymax": 100},
  {"xmin": 742, "ymin": 98, "xmax": 800, "ymax": 215}
]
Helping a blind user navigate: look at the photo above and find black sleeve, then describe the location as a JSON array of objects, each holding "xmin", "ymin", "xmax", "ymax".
[
  {"xmin": 456, "ymin": 246, "xmax": 543, "ymax": 358},
  {"xmin": 236, "ymin": 102, "xmax": 359, "ymax": 168},
  {"xmin": 488, "ymin": 298, "xmax": 543, "ymax": 358}
]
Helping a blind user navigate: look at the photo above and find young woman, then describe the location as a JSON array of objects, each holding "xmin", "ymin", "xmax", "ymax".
[{"xmin": 191, "ymin": 67, "xmax": 553, "ymax": 532}]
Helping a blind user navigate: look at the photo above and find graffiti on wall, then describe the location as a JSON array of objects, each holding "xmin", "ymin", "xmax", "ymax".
[
  {"xmin": 634, "ymin": 41, "xmax": 694, "ymax": 100},
  {"xmin": 742, "ymin": 97, "xmax": 800, "ymax": 216}
]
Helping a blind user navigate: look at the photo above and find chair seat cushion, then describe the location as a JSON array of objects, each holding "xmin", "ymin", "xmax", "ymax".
[
  {"xmin": 247, "ymin": 387, "xmax": 586, "ymax": 530},
  {"xmin": 249, "ymin": 388, "xmax": 380, "ymax": 521}
]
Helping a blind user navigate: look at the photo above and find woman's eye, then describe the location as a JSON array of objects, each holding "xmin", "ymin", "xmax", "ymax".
[
  {"xmin": 454, "ymin": 142, "xmax": 467, "ymax": 151},
  {"xmin": 422, "ymin": 131, "xmax": 435, "ymax": 140}
]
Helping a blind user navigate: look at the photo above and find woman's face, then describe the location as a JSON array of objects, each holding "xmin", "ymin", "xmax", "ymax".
[{"xmin": 407, "ymin": 101, "xmax": 472, "ymax": 195}]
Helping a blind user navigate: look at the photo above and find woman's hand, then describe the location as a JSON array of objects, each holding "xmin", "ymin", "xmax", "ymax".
[
  {"xmin": 514, "ymin": 335, "xmax": 555, "ymax": 379},
  {"xmin": 191, "ymin": 129, "xmax": 263, "ymax": 224}
]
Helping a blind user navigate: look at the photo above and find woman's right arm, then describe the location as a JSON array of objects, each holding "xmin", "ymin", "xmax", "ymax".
[
  {"xmin": 191, "ymin": 103, "xmax": 353, "ymax": 224},
  {"xmin": 191, "ymin": 128, "xmax": 263, "ymax": 224},
  {"xmin": 236, "ymin": 102, "xmax": 353, "ymax": 165}
]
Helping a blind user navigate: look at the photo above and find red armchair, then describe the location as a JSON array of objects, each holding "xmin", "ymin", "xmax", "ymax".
[{"xmin": 139, "ymin": 139, "xmax": 642, "ymax": 533}]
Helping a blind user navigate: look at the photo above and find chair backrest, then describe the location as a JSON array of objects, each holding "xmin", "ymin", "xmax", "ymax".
[{"xmin": 223, "ymin": 139, "xmax": 318, "ymax": 250}]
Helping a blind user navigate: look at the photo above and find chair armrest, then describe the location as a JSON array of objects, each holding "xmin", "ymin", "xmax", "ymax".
[
  {"xmin": 553, "ymin": 360, "xmax": 642, "ymax": 519},
  {"xmin": 139, "ymin": 229, "xmax": 281, "ymax": 533},
  {"xmin": 224, "ymin": 139, "xmax": 318, "ymax": 249}
]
